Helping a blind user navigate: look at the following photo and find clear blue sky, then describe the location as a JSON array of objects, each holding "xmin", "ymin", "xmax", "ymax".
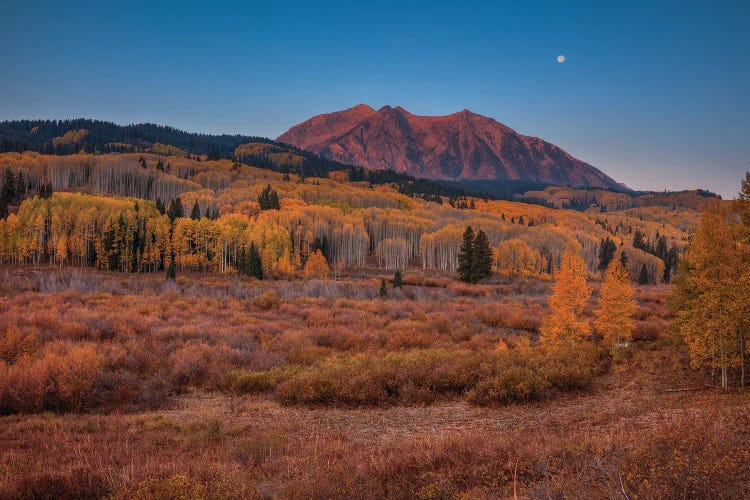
[{"xmin": 1, "ymin": 0, "xmax": 748, "ymax": 197}]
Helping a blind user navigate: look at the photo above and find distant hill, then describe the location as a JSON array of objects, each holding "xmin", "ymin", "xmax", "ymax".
[
  {"xmin": 0, "ymin": 118, "xmax": 715, "ymax": 212},
  {"xmin": 0, "ymin": 118, "xmax": 268, "ymax": 158},
  {"xmin": 0, "ymin": 118, "xmax": 473, "ymax": 203},
  {"xmin": 278, "ymin": 104, "xmax": 624, "ymax": 190},
  {"xmin": 518, "ymin": 186, "xmax": 720, "ymax": 212}
]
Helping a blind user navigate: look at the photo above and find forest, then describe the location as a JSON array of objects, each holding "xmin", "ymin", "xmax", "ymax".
[
  {"xmin": 1, "ymin": 144, "xmax": 748, "ymax": 498},
  {"xmin": 0, "ymin": 151, "xmax": 689, "ymax": 284}
]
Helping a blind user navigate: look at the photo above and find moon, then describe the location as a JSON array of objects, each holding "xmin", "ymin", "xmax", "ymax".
[{"xmin": 557, "ymin": 55, "xmax": 566, "ymax": 63}]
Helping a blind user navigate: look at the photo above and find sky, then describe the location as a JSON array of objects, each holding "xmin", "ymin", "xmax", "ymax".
[{"xmin": 1, "ymin": 0, "xmax": 748, "ymax": 198}]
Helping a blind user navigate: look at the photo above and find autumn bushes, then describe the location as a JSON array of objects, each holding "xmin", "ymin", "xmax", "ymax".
[
  {"xmin": 0, "ymin": 342, "xmax": 103, "ymax": 413},
  {"xmin": 0, "ymin": 265, "xmax": 647, "ymax": 415},
  {"xmin": 222, "ymin": 345, "xmax": 603, "ymax": 407}
]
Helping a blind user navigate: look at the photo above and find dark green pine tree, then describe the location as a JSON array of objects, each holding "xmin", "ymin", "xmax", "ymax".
[
  {"xmin": 248, "ymin": 243, "xmax": 263, "ymax": 280},
  {"xmin": 190, "ymin": 200, "xmax": 201, "ymax": 220},
  {"xmin": 393, "ymin": 270, "xmax": 403, "ymax": 289},
  {"xmin": 269, "ymin": 189, "xmax": 280, "ymax": 210},
  {"xmin": 598, "ymin": 237, "xmax": 617, "ymax": 270},
  {"xmin": 0, "ymin": 168, "xmax": 14, "ymax": 218},
  {"xmin": 633, "ymin": 230, "xmax": 646, "ymax": 251},
  {"xmin": 457, "ymin": 226, "xmax": 475, "ymax": 282},
  {"xmin": 15, "ymin": 171, "xmax": 25, "ymax": 199},
  {"xmin": 470, "ymin": 230, "xmax": 493, "ymax": 283},
  {"xmin": 379, "ymin": 279, "xmax": 388, "ymax": 299},
  {"xmin": 155, "ymin": 198, "xmax": 166, "ymax": 215},
  {"xmin": 638, "ymin": 263, "xmax": 650, "ymax": 285},
  {"xmin": 259, "ymin": 184, "xmax": 281, "ymax": 210},
  {"xmin": 620, "ymin": 251, "xmax": 628, "ymax": 268},
  {"xmin": 167, "ymin": 197, "xmax": 184, "ymax": 222}
]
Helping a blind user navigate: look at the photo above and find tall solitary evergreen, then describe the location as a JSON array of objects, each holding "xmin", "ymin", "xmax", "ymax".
[
  {"xmin": 598, "ymin": 237, "xmax": 617, "ymax": 270},
  {"xmin": 248, "ymin": 243, "xmax": 263, "ymax": 280},
  {"xmin": 190, "ymin": 200, "xmax": 201, "ymax": 220},
  {"xmin": 393, "ymin": 270, "xmax": 403, "ymax": 289},
  {"xmin": 379, "ymin": 279, "xmax": 388, "ymax": 299},
  {"xmin": 457, "ymin": 226, "xmax": 475, "ymax": 282},
  {"xmin": 470, "ymin": 230, "xmax": 493, "ymax": 283},
  {"xmin": 167, "ymin": 197, "xmax": 184, "ymax": 222}
]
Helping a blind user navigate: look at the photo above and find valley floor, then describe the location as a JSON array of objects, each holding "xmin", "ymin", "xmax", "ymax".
[
  {"xmin": 0, "ymin": 266, "xmax": 748, "ymax": 498},
  {"xmin": 2, "ymin": 379, "xmax": 749, "ymax": 499}
]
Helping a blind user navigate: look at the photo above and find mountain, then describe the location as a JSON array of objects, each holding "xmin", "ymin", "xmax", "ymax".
[{"xmin": 278, "ymin": 105, "xmax": 623, "ymax": 190}]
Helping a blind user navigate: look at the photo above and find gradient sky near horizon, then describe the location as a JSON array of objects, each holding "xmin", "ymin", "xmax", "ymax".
[{"xmin": 1, "ymin": 1, "xmax": 748, "ymax": 198}]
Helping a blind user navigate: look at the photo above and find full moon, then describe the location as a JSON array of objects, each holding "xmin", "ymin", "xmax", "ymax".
[{"xmin": 557, "ymin": 55, "xmax": 566, "ymax": 63}]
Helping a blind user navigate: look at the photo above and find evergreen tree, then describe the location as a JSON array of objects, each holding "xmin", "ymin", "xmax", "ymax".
[
  {"xmin": 597, "ymin": 237, "xmax": 617, "ymax": 270},
  {"xmin": 190, "ymin": 200, "xmax": 201, "ymax": 220},
  {"xmin": 620, "ymin": 251, "xmax": 628, "ymax": 268},
  {"xmin": 0, "ymin": 168, "xmax": 13, "ymax": 218},
  {"xmin": 379, "ymin": 279, "xmax": 388, "ymax": 299},
  {"xmin": 155, "ymin": 198, "xmax": 165, "ymax": 215},
  {"xmin": 393, "ymin": 270, "xmax": 403, "ymax": 289},
  {"xmin": 457, "ymin": 226, "xmax": 475, "ymax": 282},
  {"xmin": 167, "ymin": 197, "xmax": 184, "ymax": 222},
  {"xmin": 248, "ymin": 243, "xmax": 263, "ymax": 280},
  {"xmin": 15, "ymin": 171, "xmax": 25, "ymax": 199},
  {"xmin": 258, "ymin": 184, "xmax": 281, "ymax": 210},
  {"xmin": 470, "ymin": 230, "xmax": 493, "ymax": 283},
  {"xmin": 633, "ymin": 230, "xmax": 646, "ymax": 251},
  {"xmin": 638, "ymin": 263, "xmax": 650, "ymax": 285}
]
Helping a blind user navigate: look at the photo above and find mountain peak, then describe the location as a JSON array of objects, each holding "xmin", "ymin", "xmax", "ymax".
[{"xmin": 277, "ymin": 105, "xmax": 620, "ymax": 189}]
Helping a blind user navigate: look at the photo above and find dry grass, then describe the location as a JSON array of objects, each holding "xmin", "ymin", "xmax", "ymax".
[{"xmin": 0, "ymin": 266, "xmax": 747, "ymax": 498}]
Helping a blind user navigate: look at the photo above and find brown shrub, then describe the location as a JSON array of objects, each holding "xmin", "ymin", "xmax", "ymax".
[
  {"xmin": 0, "ymin": 325, "xmax": 39, "ymax": 362},
  {"xmin": 252, "ymin": 291, "xmax": 281, "ymax": 311},
  {"xmin": 0, "ymin": 343, "xmax": 103, "ymax": 413}
]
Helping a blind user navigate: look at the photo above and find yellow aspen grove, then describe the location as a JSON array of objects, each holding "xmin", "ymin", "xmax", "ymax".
[
  {"xmin": 673, "ymin": 199, "xmax": 746, "ymax": 389},
  {"xmin": 540, "ymin": 250, "xmax": 592, "ymax": 349},
  {"xmin": 304, "ymin": 249, "xmax": 329, "ymax": 279},
  {"xmin": 594, "ymin": 259, "xmax": 637, "ymax": 358}
]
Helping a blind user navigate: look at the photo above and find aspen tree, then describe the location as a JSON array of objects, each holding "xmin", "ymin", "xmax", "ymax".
[
  {"xmin": 594, "ymin": 259, "xmax": 637, "ymax": 359},
  {"xmin": 540, "ymin": 250, "xmax": 592, "ymax": 349}
]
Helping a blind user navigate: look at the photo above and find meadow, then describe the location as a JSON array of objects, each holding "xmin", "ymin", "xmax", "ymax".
[{"xmin": 1, "ymin": 265, "xmax": 747, "ymax": 499}]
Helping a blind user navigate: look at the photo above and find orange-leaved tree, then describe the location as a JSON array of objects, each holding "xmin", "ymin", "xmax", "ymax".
[
  {"xmin": 304, "ymin": 249, "xmax": 329, "ymax": 279},
  {"xmin": 672, "ymin": 195, "xmax": 749, "ymax": 389},
  {"xmin": 540, "ymin": 250, "xmax": 592, "ymax": 349},
  {"xmin": 594, "ymin": 259, "xmax": 637, "ymax": 359}
]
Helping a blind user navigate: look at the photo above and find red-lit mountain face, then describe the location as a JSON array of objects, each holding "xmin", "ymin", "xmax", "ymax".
[{"xmin": 278, "ymin": 104, "xmax": 621, "ymax": 189}]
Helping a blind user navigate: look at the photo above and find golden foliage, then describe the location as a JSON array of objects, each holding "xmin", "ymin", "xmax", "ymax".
[
  {"xmin": 304, "ymin": 250, "xmax": 329, "ymax": 279},
  {"xmin": 540, "ymin": 250, "xmax": 592, "ymax": 348},
  {"xmin": 594, "ymin": 259, "xmax": 637, "ymax": 357}
]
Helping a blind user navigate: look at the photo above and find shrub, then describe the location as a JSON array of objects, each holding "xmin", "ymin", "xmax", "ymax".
[
  {"xmin": 0, "ymin": 343, "xmax": 104, "ymax": 413},
  {"xmin": 252, "ymin": 291, "xmax": 281, "ymax": 311}
]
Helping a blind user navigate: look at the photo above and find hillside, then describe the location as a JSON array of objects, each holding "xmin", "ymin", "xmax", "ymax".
[
  {"xmin": 278, "ymin": 104, "xmax": 623, "ymax": 189},
  {"xmin": 0, "ymin": 151, "xmax": 694, "ymax": 282},
  {"xmin": 519, "ymin": 185, "xmax": 720, "ymax": 212}
]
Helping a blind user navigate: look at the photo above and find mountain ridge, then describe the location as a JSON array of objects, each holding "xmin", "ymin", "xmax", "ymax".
[{"xmin": 278, "ymin": 104, "xmax": 623, "ymax": 190}]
